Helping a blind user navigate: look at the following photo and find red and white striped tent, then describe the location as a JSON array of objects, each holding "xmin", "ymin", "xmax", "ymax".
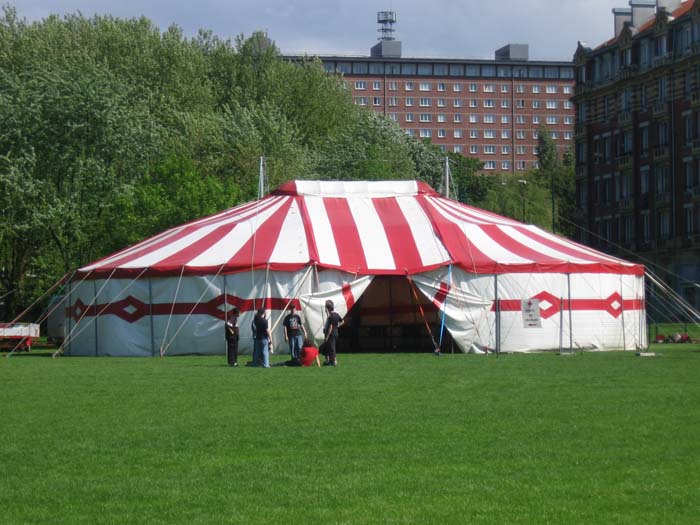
[{"xmin": 62, "ymin": 180, "xmax": 646, "ymax": 356}]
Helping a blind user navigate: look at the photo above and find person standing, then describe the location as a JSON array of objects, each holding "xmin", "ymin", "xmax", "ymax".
[
  {"xmin": 283, "ymin": 304, "xmax": 307, "ymax": 364},
  {"xmin": 252, "ymin": 307, "xmax": 272, "ymax": 368},
  {"xmin": 323, "ymin": 300, "xmax": 343, "ymax": 366},
  {"xmin": 225, "ymin": 307, "xmax": 240, "ymax": 367}
]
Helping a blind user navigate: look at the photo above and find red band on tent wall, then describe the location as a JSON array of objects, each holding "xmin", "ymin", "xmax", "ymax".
[{"xmin": 492, "ymin": 291, "xmax": 643, "ymax": 319}]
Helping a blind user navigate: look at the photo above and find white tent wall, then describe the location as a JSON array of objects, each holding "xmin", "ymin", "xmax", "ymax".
[
  {"xmin": 413, "ymin": 268, "xmax": 646, "ymax": 353},
  {"xmin": 64, "ymin": 269, "xmax": 374, "ymax": 357}
]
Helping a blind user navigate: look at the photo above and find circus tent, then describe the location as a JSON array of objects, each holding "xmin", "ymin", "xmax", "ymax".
[{"xmin": 60, "ymin": 180, "xmax": 646, "ymax": 356}]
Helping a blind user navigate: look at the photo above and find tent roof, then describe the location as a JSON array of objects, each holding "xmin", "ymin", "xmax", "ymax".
[{"xmin": 79, "ymin": 180, "xmax": 644, "ymax": 278}]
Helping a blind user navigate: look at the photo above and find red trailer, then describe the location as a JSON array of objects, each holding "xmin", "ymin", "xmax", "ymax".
[{"xmin": 0, "ymin": 323, "xmax": 40, "ymax": 351}]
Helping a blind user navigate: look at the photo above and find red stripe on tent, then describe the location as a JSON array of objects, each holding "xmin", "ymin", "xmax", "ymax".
[
  {"xmin": 151, "ymin": 222, "xmax": 239, "ymax": 269},
  {"xmin": 432, "ymin": 282, "xmax": 450, "ymax": 309},
  {"xmin": 480, "ymin": 225, "xmax": 561, "ymax": 264},
  {"xmin": 342, "ymin": 282, "xmax": 355, "ymax": 311},
  {"xmin": 66, "ymin": 295, "xmax": 302, "ymax": 323},
  {"xmin": 516, "ymin": 228, "xmax": 625, "ymax": 267},
  {"xmin": 296, "ymin": 197, "xmax": 320, "ymax": 265},
  {"xmin": 492, "ymin": 292, "xmax": 643, "ymax": 319},
  {"xmin": 323, "ymin": 197, "xmax": 367, "ymax": 271},
  {"xmin": 372, "ymin": 197, "xmax": 424, "ymax": 272},
  {"xmin": 226, "ymin": 198, "xmax": 294, "ymax": 268}
]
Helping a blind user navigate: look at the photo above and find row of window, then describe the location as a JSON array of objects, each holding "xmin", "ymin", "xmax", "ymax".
[
  {"xmin": 353, "ymin": 80, "xmax": 573, "ymax": 95},
  {"xmin": 322, "ymin": 60, "xmax": 574, "ymax": 79},
  {"xmin": 353, "ymin": 96, "xmax": 574, "ymax": 110},
  {"xmin": 403, "ymin": 128, "xmax": 570, "ymax": 141}
]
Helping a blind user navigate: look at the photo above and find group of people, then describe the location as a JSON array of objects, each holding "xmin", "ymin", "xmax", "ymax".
[{"xmin": 224, "ymin": 299, "xmax": 343, "ymax": 368}]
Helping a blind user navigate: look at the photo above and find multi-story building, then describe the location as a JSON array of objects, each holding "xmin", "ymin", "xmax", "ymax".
[
  {"xmin": 573, "ymin": 0, "xmax": 700, "ymax": 308},
  {"xmin": 287, "ymin": 12, "xmax": 575, "ymax": 173}
]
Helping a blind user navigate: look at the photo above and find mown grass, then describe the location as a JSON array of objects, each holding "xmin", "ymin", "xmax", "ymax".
[{"xmin": 1, "ymin": 346, "xmax": 699, "ymax": 524}]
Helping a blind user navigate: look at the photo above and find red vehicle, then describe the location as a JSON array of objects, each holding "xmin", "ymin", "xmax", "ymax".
[{"xmin": 0, "ymin": 323, "xmax": 40, "ymax": 351}]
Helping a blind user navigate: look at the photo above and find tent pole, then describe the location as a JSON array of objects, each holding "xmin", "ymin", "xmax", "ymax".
[
  {"xmin": 559, "ymin": 297, "xmax": 563, "ymax": 354},
  {"xmin": 620, "ymin": 274, "xmax": 627, "ymax": 351},
  {"xmin": 149, "ymin": 278, "xmax": 155, "ymax": 357},
  {"xmin": 494, "ymin": 274, "xmax": 500, "ymax": 357},
  {"xmin": 93, "ymin": 280, "xmax": 99, "ymax": 357},
  {"xmin": 223, "ymin": 274, "xmax": 228, "ymax": 357},
  {"xmin": 567, "ymin": 273, "xmax": 573, "ymax": 353}
]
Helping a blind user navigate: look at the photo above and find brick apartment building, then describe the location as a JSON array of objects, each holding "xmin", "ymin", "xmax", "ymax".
[
  {"xmin": 572, "ymin": 0, "xmax": 700, "ymax": 308},
  {"xmin": 286, "ymin": 13, "xmax": 575, "ymax": 174}
]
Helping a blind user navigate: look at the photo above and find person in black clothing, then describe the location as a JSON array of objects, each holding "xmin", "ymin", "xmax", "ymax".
[
  {"xmin": 225, "ymin": 307, "xmax": 240, "ymax": 366},
  {"xmin": 252, "ymin": 307, "xmax": 272, "ymax": 368},
  {"xmin": 323, "ymin": 299, "xmax": 343, "ymax": 366},
  {"xmin": 283, "ymin": 304, "xmax": 307, "ymax": 364}
]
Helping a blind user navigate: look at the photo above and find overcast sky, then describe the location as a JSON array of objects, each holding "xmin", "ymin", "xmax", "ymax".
[{"xmin": 11, "ymin": 0, "xmax": 625, "ymax": 61}]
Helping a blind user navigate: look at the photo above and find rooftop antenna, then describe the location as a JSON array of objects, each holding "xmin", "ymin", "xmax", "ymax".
[{"xmin": 376, "ymin": 11, "xmax": 396, "ymax": 41}]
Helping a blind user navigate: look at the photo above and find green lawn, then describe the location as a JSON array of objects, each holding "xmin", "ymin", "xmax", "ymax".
[{"xmin": 2, "ymin": 347, "xmax": 699, "ymax": 524}]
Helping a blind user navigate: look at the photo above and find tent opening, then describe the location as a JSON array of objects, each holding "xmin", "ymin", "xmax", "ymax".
[{"xmin": 337, "ymin": 275, "xmax": 453, "ymax": 353}]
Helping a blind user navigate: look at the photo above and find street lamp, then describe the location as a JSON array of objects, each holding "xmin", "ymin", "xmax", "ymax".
[{"xmin": 517, "ymin": 179, "xmax": 527, "ymax": 223}]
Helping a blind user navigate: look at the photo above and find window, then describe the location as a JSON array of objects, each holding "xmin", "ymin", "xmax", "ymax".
[
  {"xmin": 372, "ymin": 81, "xmax": 382, "ymax": 90},
  {"xmin": 437, "ymin": 114, "xmax": 446, "ymax": 123},
  {"xmin": 502, "ymin": 161, "xmax": 511, "ymax": 170},
  {"xmin": 501, "ymin": 130, "xmax": 511, "ymax": 139},
  {"xmin": 437, "ymin": 98, "xmax": 446, "ymax": 107},
  {"xmin": 405, "ymin": 129, "xmax": 415, "ymax": 136},
  {"xmin": 388, "ymin": 81, "xmax": 398, "ymax": 91},
  {"xmin": 546, "ymin": 85, "xmax": 557, "ymax": 93},
  {"xmin": 405, "ymin": 82, "xmax": 414, "ymax": 91},
  {"xmin": 454, "ymin": 99, "xmax": 463, "ymax": 108},
  {"xmin": 437, "ymin": 82, "xmax": 446, "ymax": 92},
  {"xmin": 484, "ymin": 84, "xmax": 495, "ymax": 93},
  {"xmin": 533, "ymin": 147, "xmax": 540, "ymax": 155},
  {"xmin": 516, "ymin": 160, "xmax": 526, "ymax": 170},
  {"xmin": 354, "ymin": 97, "xmax": 368, "ymax": 106},
  {"xmin": 517, "ymin": 146, "xmax": 526, "ymax": 155},
  {"xmin": 516, "ymin": 115, "xmax": 525, "ymax": 124},
  {"xmin": 532, "ymin": 100, "xmax": 541, "ymax": 109},
  {"xmin": 532, "ymin": 85, "xmax": 541, "ymax": 94},
  {"xmin": 388, "ymin": 97, "xmax": 398, "ymax": 107},
  {"xmin": 546, "ymin": 116, "xmax": 558, "ymax": 125},
  {"xmin": 355, "ymin": 81, "xmax": 367, "ymax": 90},
  {"xmin": 454, "ymin": 129, "xmax": 463, "ymax": 138},
  {"xmin": 516, "ymin": 99, "xmax": 525, "ymax": 108},
  {"xmin": 453, "ymin": 145, "xmax": 462, "ymax": 153},
  {"xmin": 564, "ymin": 101, "xmax": 573, "ymax": 109},
  {"xmin": 533, "ymin": 130, "xmax": 540, "ymax": 139},
  {"xmin": 420, "ymin": 97, "xmax": 431, "ymax": 107},
  {"xmin": 484, "ymin": 99, "xmax": 495, "ymax": 108},
  {"xmin": 470, "ymin": 145, "xmax": 478, "ymax": 154},
  {"xmin": 533, "ymin": 115, "xmax": 540, "ymax": 124},
  {"xmin": 550, "ymin": 131, "xmax": 558, "ymax": 139},
  {"xmin": 564, "ymin": 131, "xmax": 572, "ymax": 140},
  {"xmin": 484, "ymin": 161, "xmax": 496, "ymax": 170},
  {"xmin": 405, "ymin": 97, "xmax": 414, "ymax": 107},
  {"xmin": 469, "ymin": 99, "xmax": 477, "ymax": 108},
  {"xmin": 420, "ymin": 129, "xmax": 432, "ymax": 138},
  {"xmin": 502, "ymin": 145, "xmax": 510, "ymax": 154},
  {"xmin": 419, "ymin": 82, "xmax": 431, "ymax": 91},
  {"xmin": 470, "ymin": 129, "xmax": 478, "ymax": 138},
  {"xmin": 563, "ymin": 85, "xmax": 572, "ymax": 94},
  {"xmin": 469, "ymin": 83, "xmax": 478, "ymax": 92},
  {"xmin": 501, "ymin": 99, "xmax": 510, "ymax": 108},
  {"xmin": 469, "ymin": 114, "xmax": 479, "ymax": 123},
  {"xmin": 405, "ymin": 113, "xmax": 414, "ymax": 122},
  {"xmin": 546, "ymin": 100, "xmax": 558, "ymax": 109},
  {"xmin": 373, "ymin": 97, "xmax": 382, "ymax": 106},
  {"xmin": 454, "ymin": 114, "xmax": 462, "ymax": 123},
  {"xmin": 388, "ymin": 113, "xmax": 398, "ymax": 122},
  {"xmin": 453, "ymin": 83, "xmax": 462, "ymax": 92},
  {"xmin": 564, "ymin": 116, "xmax": 573, "ymax": 125},
  {"xmin": 516, "ymin": 84, "xmax": 525, "ymax": 93},
  {"xmin": 438, "ymin": 129, "xmax": 446, "ymax": 138},
  {"xmin": 420, "ymin": 113, "xmax": 431, "ymax": 122},
  {"xmin": 501, "ymin": 84, "xmax": 509, "ymax": 93},
  {"xmin": 484, "ymin": 130, "xmax": 496, "ymax": 139},
  {"xmin": 484, "ymin": 145, "xmax": 496, "ymax": 154},
  {"xmin": 516, "ymin": 130, "xmax": 525, "ymax": 139},
  {"xmin": 501, "ymin": 115, "xmax": 510, "ymax": 124}
]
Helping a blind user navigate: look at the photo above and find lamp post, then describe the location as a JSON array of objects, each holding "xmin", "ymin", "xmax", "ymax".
[{"xmin": 517, "ymin": 179, "xmax": 527, "ymax": 223}]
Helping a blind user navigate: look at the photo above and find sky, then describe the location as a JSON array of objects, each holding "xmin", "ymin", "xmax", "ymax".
[{"xmin": 10, "ymin": 0, "xmax": 626, "ymax": 61}]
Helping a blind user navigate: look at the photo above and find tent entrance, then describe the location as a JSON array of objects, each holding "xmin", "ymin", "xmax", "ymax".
[{"xmin": 338, "ymin": 276, "xmax": 452, "ymax": 353}]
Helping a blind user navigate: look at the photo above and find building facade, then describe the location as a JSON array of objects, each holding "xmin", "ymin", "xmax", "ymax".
[
  {"xmin": 287, "ymin": 17, "xmax": 575, "ymax": 174},
  {"xmin": 572, "ymin": 0, "xmax": 700, "ymax": 309}
]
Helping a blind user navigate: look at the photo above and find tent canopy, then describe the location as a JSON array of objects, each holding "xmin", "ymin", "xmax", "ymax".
[{"xmin": 79, "ymin": 180, "xmax": 643, "ymax": 279}]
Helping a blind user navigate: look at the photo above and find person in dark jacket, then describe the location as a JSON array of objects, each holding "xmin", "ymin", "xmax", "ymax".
[
  {"xmin": 323, "ymin": 300, "xmax": 343, "ymax": 366},
  {"xmin": 225, "ymin": 307, "xmax": 240, "ymax": 366},
  {"xmin": 252, "ymin": 307, "xmax": 271, "ymax": 368}
]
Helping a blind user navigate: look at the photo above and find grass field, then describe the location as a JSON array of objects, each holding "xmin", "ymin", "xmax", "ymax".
[{"xmin": 2, "ymin": 346, "xmax": 700, "ymax": 524}]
